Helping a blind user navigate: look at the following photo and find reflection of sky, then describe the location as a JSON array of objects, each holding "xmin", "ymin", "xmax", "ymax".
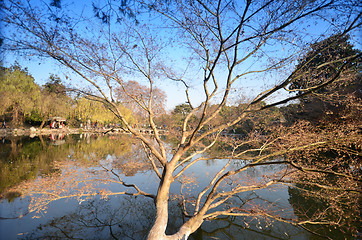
[
  {"xmin": 0, "ymin": 134, "xmax": 345, "ymax": 239},
  {"xmin": 0, "ymin": 157, "xmax": 304, "ymax": 240}
]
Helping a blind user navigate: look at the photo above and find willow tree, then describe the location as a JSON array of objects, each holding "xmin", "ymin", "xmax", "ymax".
[
  {"xmin": 1, "ymin": 0, "xmax": 361, "ymax": 239},
  {"xmin": 74, "ymin": 96, "xmax": 135, "ymax": 127}
]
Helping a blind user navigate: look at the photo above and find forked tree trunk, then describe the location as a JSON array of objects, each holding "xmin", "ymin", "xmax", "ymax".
[
  {"xmin": 147, "ymin": 157, "xmax": 205, "ymax": 240},
  {"xmin": 147, "ymin": 194, "xmax": 204, "ymax": 240}
]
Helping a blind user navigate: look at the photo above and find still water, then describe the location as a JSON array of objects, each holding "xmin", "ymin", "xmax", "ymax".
[{"xmin": 0, "ymin": 134, "xmax": 351, "ymax": 239}]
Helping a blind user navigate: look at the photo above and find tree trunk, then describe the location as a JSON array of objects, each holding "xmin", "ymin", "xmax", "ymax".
[
  {"xmin": 147, "ymin": 164, "xmax": 174, "ymax": 240},
  {"xmin": 12, "ymin": 105, "xmax": 19, "ymax": 126},
  {"xmin": 147, "ymin": 155, "xmax": 204, "ymax": 240},
  {"xmin": 39, "ymin": 117, "xmax": 47, "ymax": 129}
]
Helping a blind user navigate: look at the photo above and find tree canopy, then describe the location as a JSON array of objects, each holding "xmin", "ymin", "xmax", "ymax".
[
  {"xmin": 288, "ymin": 34, "xmax": 362, "ymax": 121},
  {"xmin": 74, "ymin": 97, "xmax": 135, "ymax": 126},
  {"xmin": 0, "ymin": 64, "xmax": 41, "ymax": 125}
]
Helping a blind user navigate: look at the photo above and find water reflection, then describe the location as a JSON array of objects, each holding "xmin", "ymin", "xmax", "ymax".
[
  {"xmin": 20, "ymin": 196, "xmax": 156, "ymax": 240},
  {"xmin": 0, "ymin": 135, "xmax": 67, "ymax": 198},
  {"xmin": 10, "ymin": 195, "xmax": 306, "ymax": 240},
  {"xmin": 0, "ymin": 134, "xmax": 357, "ymax": 239},
  {"xmin": 288, "ymin": 185, "xmax": 359, "ymax": 240}
]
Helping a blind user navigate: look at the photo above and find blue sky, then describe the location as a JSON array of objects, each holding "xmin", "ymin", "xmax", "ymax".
[{"xmin": 2, "ymin": 0, "xmax": 361, "ymax": 110}]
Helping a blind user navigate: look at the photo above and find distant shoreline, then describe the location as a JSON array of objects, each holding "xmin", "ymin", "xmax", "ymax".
[{"xmin": 0, "ymin": 127, "xmax": 131, "ymax": 137}]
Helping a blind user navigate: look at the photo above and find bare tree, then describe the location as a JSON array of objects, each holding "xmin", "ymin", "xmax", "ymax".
[
  {"xmin": 115, "ymin": 80, "xmax": 167, "ymax": 124},
  {"xmin": 1, "ymin": 0, "xmax": 361, "ymax": 239}
]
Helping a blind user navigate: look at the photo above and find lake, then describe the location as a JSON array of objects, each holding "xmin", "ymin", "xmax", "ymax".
[{"xmin": 0, "ymin": 133, "xmax": 354, "ymax": 239}]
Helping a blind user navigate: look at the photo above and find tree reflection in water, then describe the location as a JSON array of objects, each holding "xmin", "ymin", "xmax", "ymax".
[
  {"xmin": 21, "ymin": 196, "xmax": 155, "ymax": 240},
  {"xmin": 20, "ymin": 195, "xmax": 306, "ymax": 240},
  {"xmin": 288, "ymin": 185, "xmax": 360, "ymax": 240},
  {"xmin": 0, "ymin": 134, "xmax": 359, "ymax": 239}
]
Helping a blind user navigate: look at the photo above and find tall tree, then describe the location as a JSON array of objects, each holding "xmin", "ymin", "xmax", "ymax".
[
  {"xmin": 115, "ymin": 80, "xmax": 166, "ymax": 124},
  {"xmin": 1, "ymin": 0, "xmax": 361, "ymax": 239},
  {"xmin": 0, "ymin": 64, "xmax": 41, "ymax": 126},
  {"xmin": 43, "ymin": 74, "xmax": 67, "ymax": 95},
  {"xmin": 288, "ymin": 34, "xmax": 362, "ymax": 121},
  {"xmin": 35, "ymin": 74, "xmax": 72, "ymax": 128}
]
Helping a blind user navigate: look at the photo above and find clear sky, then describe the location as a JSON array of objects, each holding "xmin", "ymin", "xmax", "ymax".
[{"xmin": 2, "ymin": 0, "xmax": 361, "ymax": 110}]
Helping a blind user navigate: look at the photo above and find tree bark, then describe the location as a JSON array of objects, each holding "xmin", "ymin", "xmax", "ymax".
[
  {"xmin": 12, "ymin": 105, "xmax": 19, "ymax": 126},
  {"xmin": 147, "ymin": 152, "xmax": 205, "ymax": 240},
  {"xmin": 39, "ymin": 117, "xmax": 47, "ymax": 129},
  {"xmin": 147, "ymin": 164, "xmax": 174, "ymax": 240}
]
